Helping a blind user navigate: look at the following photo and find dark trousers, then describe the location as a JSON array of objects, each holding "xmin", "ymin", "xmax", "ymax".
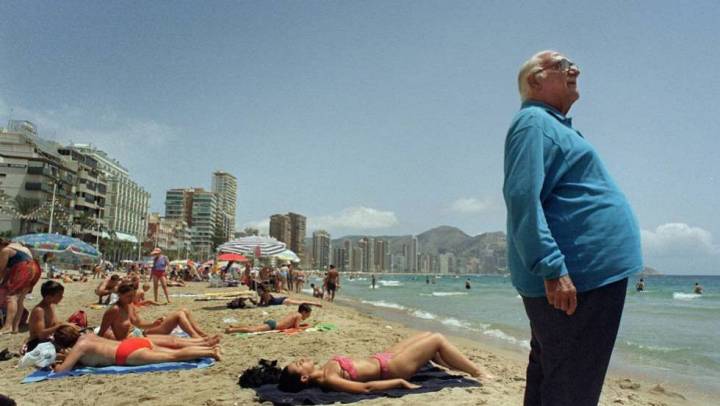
[{"xmin": 522, "ymin": 278, "xmax": 628, "ymax": 406}]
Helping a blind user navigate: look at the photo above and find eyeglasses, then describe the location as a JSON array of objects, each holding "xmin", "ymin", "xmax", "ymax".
[{"xmin": 538, "ymin": 58, "xmax": 579, "ymax": 74}]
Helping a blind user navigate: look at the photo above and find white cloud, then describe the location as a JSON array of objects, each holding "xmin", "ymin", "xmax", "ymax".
[
  {"xmin": 642, "ymin": 223, "xmax": 719, "ymax": 257},
  {"xmin": 449, "ymin": 197, "xmax": 495, "ymax": 214},
  {"xmin": 310, "ymin": 206, "xmax": 399, "ymax": 231},
  {"xmin": 0, "ymin": 96, "xmax": 177, "ymax": 168}
]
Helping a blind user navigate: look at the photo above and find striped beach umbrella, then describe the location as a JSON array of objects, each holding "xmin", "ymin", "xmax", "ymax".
[
  {"xmin": 217, "ymin": 236, "xmax": 286, "ymax": 257},
  {"xmin": 13, "ymin": 233, "xmax": 101, "ymax": 260},
  {"xmin": 274, "ymin": 249, "xmax": 300, "ymax": 263}
]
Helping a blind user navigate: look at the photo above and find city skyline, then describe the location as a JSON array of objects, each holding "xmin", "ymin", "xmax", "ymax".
[{"xmin": 1, "ymin": 1, "xmax": 718, "ymax": 274}]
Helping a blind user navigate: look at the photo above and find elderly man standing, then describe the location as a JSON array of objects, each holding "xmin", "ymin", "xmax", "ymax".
[{"xmin": 503, "ymin": 50, "xmax": 643, "ymax": 406}]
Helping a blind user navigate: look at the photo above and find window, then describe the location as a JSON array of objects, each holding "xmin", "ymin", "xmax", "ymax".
[{"xmin": 25, "ymin": 182, "xmax": 42, "ymax": 191}]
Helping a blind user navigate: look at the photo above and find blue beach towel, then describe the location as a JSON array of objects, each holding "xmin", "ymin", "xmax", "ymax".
[
  {"xmin": 253, "ymin": 364, "xmax": 480, "ymax": 405},
  {"xmin": 22, "ymin": 357, "xmax": 214, "ymax": 383}
]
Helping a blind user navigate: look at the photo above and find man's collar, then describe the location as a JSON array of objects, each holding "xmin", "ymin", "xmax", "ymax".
[{"xmin": 522, "ymin": 100, "xmax": 573, "ymax": 127}]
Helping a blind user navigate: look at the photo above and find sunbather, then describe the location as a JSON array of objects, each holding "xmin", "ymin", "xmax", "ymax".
[
  {"xmin": 246, "ymin": 332, "xmax": 492, "ymax": 393},
  {"xmin": 225, "ymin": 304, "xmax": 312, "ymax": 334},
  {"xmin": 51, "ymin": 324, "xmax": 220, "ymax": 373},
  {"xmin": 257, "ymin": 285, "xmax": 322, "ymax": 308},
  {"xmin": 94, "ymin": 274, "xmax": 120, "ymax": 304},
  {"xmin": 99, "ymin": 283, "xmax": 209, "ymax": 339}
]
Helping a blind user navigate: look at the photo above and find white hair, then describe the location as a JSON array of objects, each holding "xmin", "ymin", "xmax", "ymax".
[{"xmin": 517, "ymin": 50, "xmax": 555, "ymax": 101}]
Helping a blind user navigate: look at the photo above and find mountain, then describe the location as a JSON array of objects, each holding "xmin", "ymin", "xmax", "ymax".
[
  {"xmin": 304, "ymin": 225, "xmax": 507, "ymax": 273},
  {"xmin": 416, "ymin": 226, "xmax": 470, "ymax": 255}
]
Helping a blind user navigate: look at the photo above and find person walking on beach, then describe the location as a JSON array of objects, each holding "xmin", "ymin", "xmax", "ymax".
[
  {"xmin": 325, "ymin": 265, "xmax": 339, "ymax": 302},
  {"xmin": 0, "ymin": 239, "xmax": 41, "ymax": 335},
  {"xmin": 503, "ymin": 50, "xmax": 643, "ymax": 406},
  {"xmin": 150, "ymin": 248, "xmax": 171, "ymax": 304}
]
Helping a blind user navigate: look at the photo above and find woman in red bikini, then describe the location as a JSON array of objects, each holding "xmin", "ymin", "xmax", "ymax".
[
  {"xmin": 51, "ymin": 324, "xmax": 221, "ymax": 373},
  {"xmin": 277, "ymin": 332, "xmax": 492, "ymax": 393},
  {"xmin": 0, "ymin": 239, "xmax": 42, "ymax": 335},
  {"xmin": 99, "ymin": 283, "xmax": 210, "ymax": 340}
]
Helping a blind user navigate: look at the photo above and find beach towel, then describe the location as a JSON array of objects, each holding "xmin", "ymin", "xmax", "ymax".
[
  {"xmin": 22, "ymin": 357, "xmax": 215, "ymax": 383},
  {"xmin": 234, "ymin": 322, "xmax": 335, "ymax": 339},
  {"xmin": 253, "ymin": 363, "xmax": 480, "ymax": 405}
]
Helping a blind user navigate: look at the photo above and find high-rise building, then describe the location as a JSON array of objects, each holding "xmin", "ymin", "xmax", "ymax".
[
  {"xmin": 69, "ymin": 144, "xmax": 150, "ymax": 250},
  {"xmin": 165, "ymin": 189, "xmax": 193, "ymax": 225},
  {"xmin": 333, "ymin": 247, "xmax": 348, "ymax": 272},
  {"xmin": 404, "ymin": 236, "xmax": 419, "ymax": 273},
  {"xmin": 374, "ymin": 239, "xmax": 387, "ymax": 272},
  {"xmin": 145, "ymin": 212, "xmax": 192, "ymax": 257},
  {"xmin": 1, "ymin": 122, "xmax": 77, "ymax": 235},
  {"xmin": 56, "ymin": 147, "xmax": 108, "ymax": 240},
  {"xmin": 343, "ymin": 239, "xmax": 352, "ymax": 270},
  {"xmin": 351, "ymin": 246, "xmax": 364, "ymax": 272},
  {"xmin": 358, "ymin": 237, "xmax": 375, "ymax": 273},
  {"xmin": 190, "ymin": 189, "xmax": 216, "ymax": 259},
  {"xmin": 269, "ymin": 214, "xmax": 291, "ymax": 245},
  {"xmin": 288, "ymin": 212, "xmax": 306, "ymax": 261},
  {"xmin": 164, "ymin": 187, "xmax": 216, "ymax": 258},
  {"xmin": 211, "ymin": 171, "xmax": 237, "ymax": 244},
  {"xmin": 312, "ymin": 230, "xmax": 331, "ymax": 270},
  {"xmin": 438, "ymin": 252, "xmax": 456, "ymax": 274}
]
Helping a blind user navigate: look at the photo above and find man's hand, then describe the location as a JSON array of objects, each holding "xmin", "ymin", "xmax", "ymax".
[{"xmin": 544, "ymin": 275, "xmax": 577, "ymax": 315}]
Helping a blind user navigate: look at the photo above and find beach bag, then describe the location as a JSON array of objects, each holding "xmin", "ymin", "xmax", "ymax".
[
  {"xmin": 18, "ymin": 342, "xmax": 56, "ymax": 368},
  {"xmin": 68, "ymin": 310, "xmax": 88, "ymax": 328}
]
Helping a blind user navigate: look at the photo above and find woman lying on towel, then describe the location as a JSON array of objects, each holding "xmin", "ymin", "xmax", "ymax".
[
  {"xmin": 99, "ymin": 282, "xmax": 210, "ymax": 340},
  {"xmin": 245, "ymin": 332, "xmax": 492, "ymax": 393},
  {"xmin": 51, "ymin": 324, "xmax": 221, "ymax": 373}
]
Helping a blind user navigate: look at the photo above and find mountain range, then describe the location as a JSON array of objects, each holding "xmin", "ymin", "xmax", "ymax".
[{"xmin": 305, "ymin": 225, "xmax": 507, "ymax": 273}]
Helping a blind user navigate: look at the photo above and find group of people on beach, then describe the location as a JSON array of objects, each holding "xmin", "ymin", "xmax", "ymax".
[{"xmin": 2, "ymin": 236, "xmax": 493, "ymax": 396}]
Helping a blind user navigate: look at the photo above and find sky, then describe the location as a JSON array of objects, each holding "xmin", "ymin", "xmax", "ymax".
[{"xmin": 1, "ymin": 1, "xmax": 718, "ymax": 274}]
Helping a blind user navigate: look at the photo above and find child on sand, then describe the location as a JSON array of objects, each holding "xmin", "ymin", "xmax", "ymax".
[
  {"xmin": 310, "ymin": 283, "xmax": 323, "ymax": 299},
  {"xmin": 133, "ymin": 284, "xmax": 160, "ymax": 306},
  {"xmin": 225, "ymin": 304, "xmax": 312, "ymax": 334},
  {"xmin": 26, "ymin": 281, "xmax": 73, "ymax": 352}
]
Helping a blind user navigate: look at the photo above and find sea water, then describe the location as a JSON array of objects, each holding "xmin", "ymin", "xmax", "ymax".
[{"xmin": 311, "ymin": 274, "xmax": 720, "ymax": 394}]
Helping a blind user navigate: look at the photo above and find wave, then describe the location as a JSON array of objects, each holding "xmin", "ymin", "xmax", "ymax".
[
  {"xmin": 361, "ymin": 300, "xmax": 406, "ymax": 310},
  {"xmin": 673, "ymin": 292, "xmax": 702, "ymax": 300},
  {"xmin": 623, "ymin": 340, "xmax": 685, "ymax": 354},
  {"xmin": 379, "ymin": 280, "xmax": 403, "ymax": 287},
  {"xmin": 431, "ymin": 292, "xmax": 468, "ymax": 297},
  {"xmin": 482, "ymin": 329, "xmax": 531, "ymax": 350},
  {"xmin": 441, "ymin": 317, "xmax": 472, "ymax": 329},
  {"xmin": 412, "ymin": 310, "xmax": 437, "ymax": 320}
]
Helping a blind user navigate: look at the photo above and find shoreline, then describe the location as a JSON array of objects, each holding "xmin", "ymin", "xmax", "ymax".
[
  {"xmin": 335, "ymin": 291, "xmax": 720, "ymax": 400},
  {"xmin": 0, "ymin": 280, "xmax": 711, "ymax": 405}
]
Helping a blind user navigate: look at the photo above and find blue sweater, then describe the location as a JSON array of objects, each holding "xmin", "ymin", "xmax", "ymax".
[{"xmin": 503, "ymin": 101, "xmax": 643, "ymax": 297}]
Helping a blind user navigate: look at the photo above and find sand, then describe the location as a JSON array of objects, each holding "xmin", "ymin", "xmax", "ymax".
[{"xmin": 0, "ymin": 279, "xmax": 709, "ymax": 405}]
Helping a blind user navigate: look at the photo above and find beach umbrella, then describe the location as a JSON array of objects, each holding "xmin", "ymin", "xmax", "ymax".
[
  {"xmin": 12, "ymin": 233, "xmax": 101, "ymax": 262},
  {"xmin": 217, "ymin": 252, "xmax": 248, "ymax": 262},
  {"xmin": 217, "ymin": 236, "xmax": 286, "ymax": 257},
  {"xmin": 274, "ymin": 249, "xmax": 300, "ymax": 263}
]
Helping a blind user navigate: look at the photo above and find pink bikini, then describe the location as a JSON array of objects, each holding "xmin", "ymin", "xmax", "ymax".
[{"xmin": 332, "ymin": 353, "xmax": 394, "ymax": 381}]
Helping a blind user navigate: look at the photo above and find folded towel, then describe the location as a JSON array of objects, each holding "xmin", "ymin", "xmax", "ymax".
[
  {"xmin": 253, "ymin": 363, "xmax": 480, "ymax": 405},
  {"xmin": 22, "ymin": 357, "xmax": 214, "ymax": 383}
]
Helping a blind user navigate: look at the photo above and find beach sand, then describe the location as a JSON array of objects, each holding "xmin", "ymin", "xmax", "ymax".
[{"xmin": 0, "ymin": 279, "xmax": 707, "ymax": 405}]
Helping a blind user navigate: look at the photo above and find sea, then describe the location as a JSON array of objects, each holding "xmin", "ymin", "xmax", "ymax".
[{"xmin": 307, "ymin": 274, "xmax": 720, "ymax": 395}]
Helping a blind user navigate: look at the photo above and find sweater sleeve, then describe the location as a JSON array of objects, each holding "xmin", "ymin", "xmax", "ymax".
[{"xmin": 503, "ymin": 124, "xmax": 568, "ymax": 280}]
